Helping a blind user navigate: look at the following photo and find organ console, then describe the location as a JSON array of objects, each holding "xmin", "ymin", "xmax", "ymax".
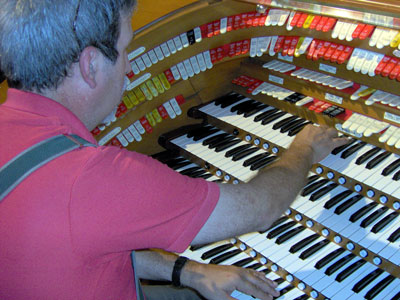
[{"xmin": 92, "ymin": 0, "xmax": 400, "ymax": 299}]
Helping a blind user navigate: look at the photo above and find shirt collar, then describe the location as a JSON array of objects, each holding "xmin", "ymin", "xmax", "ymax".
[{"xmin": 4, "ymin": 88, "xmax": 97, "ymax": 144}]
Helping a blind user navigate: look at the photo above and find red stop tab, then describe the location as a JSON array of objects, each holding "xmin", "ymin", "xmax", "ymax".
[
  {"xmin": 375, "ymin": 56, "xmax": 391, "ymax": 76},
  {"xmin": 164, "ymin": 69, "xmax": 175, "ymax": 84},
  {"xmin": 337, "ymin": 46, "xmax": 354, "ymax": 64},
  {"xmin": 176, "ymin": 94, "xmax": 185, "ymax": 105},
  {"xmin": 309, "ymin": 15, "xmax": 321, "ymax": 30},
  {"xmin": 290, "ymin": 12, "xmax": 302, "ymax": 27},
  {"xmin": 288, "ymin": 36, "xmax": 299, "ymax": 56},
  {"xmin": 382, "ymin": 57, "xmax": 399, "ymax": 77},
  {"xmin": 213, "ymin": 19, "xmax": 221, "ymax": 35},
  {"xmin": 359, "ymin": 24, "xmax": 375, "ymax": 40},
  {"xmin": 126, "ymin": 71, "xmax": 135, "ymax": 79},
  {"xmin": 352, "ymin": 23, "xmax": 366, "ymax": 39},
  {"xmin": 140, "ymin": 116, "xmax": 153, "ymax": 133},
  {"xmin": 316, "ymin": 16, "xmax": 328, "ymax": 31},
  {"xmin": 282, "ymin": 37, "xmax": 292, "ymax": 56},
  {"xmin": 91, "ymin": 127, "xmax": 101, "ymax": 136},
  {"xmin": 323, "ymin": 18, "xmax": 337, "ymax": 32},
  {"xmin": 227, "ymin": 16, "xmax": 234, "ymax": 32},
  {"xmin": 111, "ymin": 137, "xmax": 123, "ymax": 148},
  {"xmin": 296, "ymin": 13, "xmax": 308, "ymax": 27},
  {"xmin": 157, "ymin": 105, "xmax": 169, "ymax": 120},
  {"xmin": 242, "ymin": 39, "xmax": 250, "ymax": 55},
  {"xmin": 274, "ymin": 36, "xmax": 285, "ymax": 53},
  {"xmin": 247, "ymin": 12, "xmax": 255, "ymax": 27},
  {"xmin": 330, "ymin": 44, "xmax": 345, "ymax": 63}
]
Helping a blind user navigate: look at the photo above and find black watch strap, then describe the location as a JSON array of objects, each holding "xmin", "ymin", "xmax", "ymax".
[{"xmin": 172, "ymin": 256, "xmax": 189, "ymax": 287}]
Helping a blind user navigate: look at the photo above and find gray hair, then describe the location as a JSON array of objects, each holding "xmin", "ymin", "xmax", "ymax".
[{"xmin": 0, "ymin": 0, "xmax": 136, "ymax": 92}]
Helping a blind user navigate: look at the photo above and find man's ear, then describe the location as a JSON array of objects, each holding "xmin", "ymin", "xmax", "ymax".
[{"xmin": 78, "ymin": 46, "xmax": 100, "ymax": 89}]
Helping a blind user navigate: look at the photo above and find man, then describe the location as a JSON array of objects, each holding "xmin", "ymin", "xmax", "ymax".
[{"xmin": 0, "ymin": 0, "xmax": 347, "ymax": 299}]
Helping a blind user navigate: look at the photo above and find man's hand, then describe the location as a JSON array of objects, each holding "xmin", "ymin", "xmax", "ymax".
[
  {"xmin": 290, "ymin": 124, "xmax": 348, "ymax": 164},
  {"xmin": 182, "ymin": 261, "xmax": 280, "ymax": 300}
]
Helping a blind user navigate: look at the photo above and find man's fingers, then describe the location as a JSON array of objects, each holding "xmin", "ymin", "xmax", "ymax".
[{"xmin": 236, "ymin": 270, "xmax": 280, "ymax": 300}]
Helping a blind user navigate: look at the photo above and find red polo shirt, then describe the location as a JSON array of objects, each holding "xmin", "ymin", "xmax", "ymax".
[{"xmin": 0, "ymin": 89, "xmax": 219, "ymax": 300}]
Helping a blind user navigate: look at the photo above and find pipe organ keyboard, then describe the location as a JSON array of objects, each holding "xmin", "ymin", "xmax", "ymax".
[{"xmin": 92, "ymin": 0, "xmax": 400, "ymax": 298}]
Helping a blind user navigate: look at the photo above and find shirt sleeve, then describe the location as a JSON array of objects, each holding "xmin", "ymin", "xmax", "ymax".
[{"xmin": 69, "ymin": 146, "xmax": 220, "ymax": 257}]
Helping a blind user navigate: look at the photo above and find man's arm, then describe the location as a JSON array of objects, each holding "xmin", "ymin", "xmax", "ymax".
[
  {"xmin": 192, "ymin": 125, "xmax": 348, "ymax": 245},
  {"xmin": 135, "ymin": 249, "xmax": 279, "ymax": 300}
]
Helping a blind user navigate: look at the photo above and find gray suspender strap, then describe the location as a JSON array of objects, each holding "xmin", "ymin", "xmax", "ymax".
[
  {"xmin": 0, "ymin": 133, "xmax": 144, "ymax": 300},
  {"xmin": 131, "ymin": 251, "xmax": 145, "ymax": 300},
  {"xmin": 0, "ymin": 134, "xmax": 95, "ymax": 202}
]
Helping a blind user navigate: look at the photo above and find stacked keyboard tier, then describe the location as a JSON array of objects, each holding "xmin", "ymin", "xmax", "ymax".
[{"xmin": 156, "ymin": 92, "xmax": 400, "ymax": 299}]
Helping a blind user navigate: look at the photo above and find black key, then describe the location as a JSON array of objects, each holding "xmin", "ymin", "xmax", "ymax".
[
  {"xmin": 203, "ymin": 133, "xmax": 230, "ymax": 146},
  {"xmin": 275, "ymin": 226, "xmax": 306, "ymax": 245},
  {"xmin": 230, "ymin": 99, "xmax": 255, "ymax": 113},
  {"xmin": 301, "ymin": 179, "xmax": 329, "ymax": 196},
  {"xmin": 214, "ymin": 139, "xmax": 241, "ymax": 152},
  {"xmin": 261, "ymin": 111, "xmax": 287, "ymax": 125},
  {"xmin": 216, "ymin": 94, "xmax": 245, "ymax": 108},
  {"xmin": 232, "ymin": 257, "xmax": 254, "ymax": 267},
  {"xmin": 366, "ymin": 151, "xmax": 391, "ymax": 170},
  {"xmin": 180, "ymin": 166, "xmax": 204, "ymax": 176},
  {"xmin": 315, "ymin": 248, "xmax": 345, "ymax": 269},
  {"xmin": 198, "ymin": 173, "xmax": 213, "ymax": 180},
  {"xmin": 266, "ymin": 216, "xmax": 289, "ymax": 232},
  {"xmin": 325, "ymin": 253, "xmax": 355, "ymax": 276},
  {"xmin": 349, "ymin": 202, "xmax": 378, "ymax": 222},
  {"xmin": 280, "ymin": 118, "xmax": 306, "ymax": 133},
  {"xmin": 189, "ymin": 243, "xmax": 210, "ymax": 251},
  {"xmin": 277, "ymin": 284, "xmax": 294, "ymax": 297},
  {"xmin": 267, "ymin": 221, "xmax": 297, "ymax": 239},
  {"xmin": 360, "ymin": 206, "xmax": 389, "ymax": 228},
  {"xmin": 192, "ymin": 128, "xmax": 220, "ymax": 141},
  {"xmin": 334, "ymin": 194, "xmax": 363, "ymax": 215},
  {"xmin": 299, "ymin": 239, "xmax": 330, "ymax": 260},
  {"xmin": 355, "ymin": 146, "xmax": 381, "ymax": 165},
  {"xmin": 382, "ymin": 158, "xmax": 400, "ymax": 176},
  {"xmin": 331, "ymin": 138, "xmax": 356, "ymax": 155},
  {"xmin": 246, "ymin": 262, "xmax": 263, "ymax": 270},
  {"xmin": 232, "ymin": 147, "xmax": 260, "ymax": 161},
  {"xmin": 293, "ymin": 295, "xmax": 309, "ymax": 300},
  {"xmin": 274, "ymin": 278, "xmax": 285, "ymax": 285},
  {"xmin": 208, "ymin": 135, "xmax": 236, "ymax": 149},
  {"xmin": 335, "ymin": 259, "xmax": 367, "ymax": 282},
  {"xmin": 243, "ymin": 152, "xmax": 270, "ymax": 167},
  {"xmin": 289, "ymin": 233, "xmax": 319, "ymax": 254},
  {"xmin": 309, "ymin": 183, "xmax": 338, "ymax": 202},
  {"xmin": 244, "ymin": 103, "xmax": 269, "ymax": 118},
  {"xmin": 210, "ymin": 249, "xmax": 242, "ymax": 264},
  {"xmin": 341, "ymin": 141, "xmax": 367, "ymax": 159},
  {"xmin": 188, "ymin": 125, "xmax": 215, "ymax": 140},
  {"xmin": 372, "ymin": 212, "xmax": 399, "ymax": 233},
  {"xmin": 287, "ymin": 121, "xmax": 312, "ymax": 136},
  {"xmin": 254, "ymin": 107, "xmax": 279, "ymax": 122},
  {"xmin": 201, "ymin": 243, "xmax": 233, "ymax": 260},
  {"xmin": 225, "ymin": 144, "xmax": 252, "ymax": 158},
  {"xmin": 189, "ymin": 170, "xmax": 208, "ymax": 178},
  {"xmin": 169, "ymin": 160, "xmax": 192, "ymax": 170},
  {"xmin": 238, "ymin": 101, "xmax": 262, "ymax": 115},
  {"xmin": 324, "ymin": 190, "xmax": 353, "ymax": 209},
  {"xmin": 250, "ymin": 156, "xmax": 278, "ymax": 171},
  {"xmin": 306, "ymin": 174, "xmax": 320, "ymax": 186},
  {"xmin": 388, "ymin": 226, "xmax": 400, "ymax": 242},
  {"xmin": 393, "ymin": 169, "xmax": 400, "ymax": 181},
  {"xmin": 272, "ymin": 115, "xmax": 298, "ymax": 130},
  {"xmin": 352, "ymin": 268, "xmax": 384, "ymax": 293},
  {"xmin": 365, "ymin": 274, "xmax": 395, "ymax": 300}
]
